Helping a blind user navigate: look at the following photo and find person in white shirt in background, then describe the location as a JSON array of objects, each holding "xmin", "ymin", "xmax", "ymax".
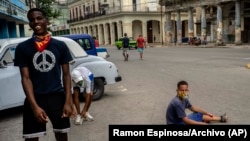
[{"xmin": 71, "ymin": 67, "xmax": 94, "ymax": 125}]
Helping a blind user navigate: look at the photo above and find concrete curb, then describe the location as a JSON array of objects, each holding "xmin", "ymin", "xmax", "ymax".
[{"xmin": 150, "ymin": 43, "xmax": 250, "ymax": 49}]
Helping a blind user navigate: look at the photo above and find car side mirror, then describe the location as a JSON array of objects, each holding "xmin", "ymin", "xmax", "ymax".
[{"xmin": 0, "ymin": 60, "xmax": 7, "ymax": 68}]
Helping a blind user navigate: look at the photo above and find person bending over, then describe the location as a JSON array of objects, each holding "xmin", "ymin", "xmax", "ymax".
[{"xmin": 71, "ymin": 67, "xmax": 94, "ymax": 125}]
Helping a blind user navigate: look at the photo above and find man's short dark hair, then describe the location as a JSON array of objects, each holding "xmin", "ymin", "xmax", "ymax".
[
  {"xmin": 177, "ymin": 80, "xmax": 188, "ymax": 88},
  {"xmin": 124, "ymin": 33, "xmax": 127, "ymax": 36},
  {"xmin": 27, "ymin": 8, "xmax": 47, "ymax": 19}
]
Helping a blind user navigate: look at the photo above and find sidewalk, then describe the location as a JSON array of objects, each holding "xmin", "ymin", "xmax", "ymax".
[{"xmin": 149, "ymin": 42, "xmax": 250, "ymax": 48}]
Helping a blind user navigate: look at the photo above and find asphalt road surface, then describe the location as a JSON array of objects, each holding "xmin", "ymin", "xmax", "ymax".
[{"xmin": 1, "ymin": 46, "xmax": 250, "ymax": 141}]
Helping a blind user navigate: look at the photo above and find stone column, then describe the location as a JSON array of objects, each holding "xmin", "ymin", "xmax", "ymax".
[
  {"xmin": 96, "ymin": 25, "xmax": 99, "ymax": 39},
  {"xmin": 201, "ymin": 6, "xmax": 207, "ymax": 42},
  {"xmin": 110, "ymin": 23, "xmax": 115, "ymax": 45},
  {"xmin": 216, "ymin": 4, "xmax": 224, "ymax": 46},
  {"xmin": 142, "ymin": 22, "xmax": 148, "ymax": 46},
  {"xmin": 188, "ymin": 7, "xmax": 194, "ymax": 40},
  {"xmin": 104, "ymin": 24, "xmax": 109, "ymax": 45},
  {"xmin": 117, "ymin": 22, "xmax": 122, "ymax": 38},
  {"xmin": 176, "ymin": 10, "xmax": 182, "ymax": 45},
  {"xmin": 98, "ymin": 25, "xmax": 104, "ymax": 45},
  {"xmin": 142, "ymin": 22, "xmax": 147, "ymax": 38},
  {"xmin": 92, "ymin": 26, "xmax": 95, "ymax": 36},
  {"xmin": 84, "ymin": 27, "xmax": 87, "ymax": 34},
  {"xmin": 93, "ymin": 25, "xmax": 97, "ymax": 37},
  {"xmin": 80, "ymin": 27, "xmax": 82, "ymax": 34},
  {"xmin": 235, "ymin": 0, "xmax": 241, "ymax": 45},
  {"xmin": 97, "ymin": 25, "xmax": 101, "ymax": 44},
  {"xmin": 165, "ymin": 11, "xmax": 172, "ymax": 45},
  {"xmin": 88, "ymin": 26, "xmax": 92, "ymax": 35}
]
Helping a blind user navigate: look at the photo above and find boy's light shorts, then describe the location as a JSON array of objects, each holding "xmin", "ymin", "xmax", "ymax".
[{"xmin": 137, "ymin": 48, "xmax": 143, "ymax": 53}]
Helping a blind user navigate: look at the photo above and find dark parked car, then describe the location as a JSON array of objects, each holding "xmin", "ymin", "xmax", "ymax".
[{"xmin": 62, "ymin": 34, "xmax": 110, "ymax": 59}]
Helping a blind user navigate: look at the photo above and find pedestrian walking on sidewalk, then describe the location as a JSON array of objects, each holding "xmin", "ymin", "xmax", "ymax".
[
  {"xmin": 137, "ymin": 35, "xmax": 145, "ymax": 60},
  {"xmin": 122, "ymin": 33, "xmax": 129, "ymax": 61}
]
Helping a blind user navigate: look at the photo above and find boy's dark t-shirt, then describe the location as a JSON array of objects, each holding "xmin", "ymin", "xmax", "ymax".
[
  {"xmin": 122, "ymin": 37, "xmax": 129, "ymax": 48},
  {"xmin": 14, "ymin": 38, "xmax": 73, "ymax": 95},
  {"xmin": 166, "ymin": 96, "xmax": 192, "ymax": 125}
]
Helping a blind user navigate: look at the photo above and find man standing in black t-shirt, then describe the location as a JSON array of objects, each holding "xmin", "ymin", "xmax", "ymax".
[
  {"xmin": 122, "ymin": 33, "xmax": 130, "ymax": 61},
  {"xmin": 14, "ymin": 8, "xmax": 73, "ymax": 141}
]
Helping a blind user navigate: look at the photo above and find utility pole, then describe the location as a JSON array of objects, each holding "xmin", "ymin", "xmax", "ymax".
[
  {"xmin": 173, "ymin": 0, "xmax": 176, "ymax": 46},
  {"xmin": 161, "ymin": 5, "xmax": 163, "ymax": 45}
]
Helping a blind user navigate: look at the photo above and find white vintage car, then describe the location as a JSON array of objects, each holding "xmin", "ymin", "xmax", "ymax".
[{"xmin": 0, "ymin": 37, "xmax": 122, "ymax": 111}]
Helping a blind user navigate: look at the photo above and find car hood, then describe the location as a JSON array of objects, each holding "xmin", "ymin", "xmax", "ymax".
[{"xmin": 70, "ymin": 54, "xmax": 105, "ymax": 66}]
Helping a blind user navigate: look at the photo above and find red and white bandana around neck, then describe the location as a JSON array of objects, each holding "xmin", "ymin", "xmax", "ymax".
[{"xmin": 33, "ymin": 33, "xmax": 51, "ymax": 52}]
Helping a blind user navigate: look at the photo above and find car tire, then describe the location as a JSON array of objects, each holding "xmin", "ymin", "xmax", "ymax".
[
  {"xmin": 79, "ymin": 78, "xmax": 105, "ymax": 101},
  {"xmin": 93, "ymin": 78, "xmax": 105, "ymax": 100}
]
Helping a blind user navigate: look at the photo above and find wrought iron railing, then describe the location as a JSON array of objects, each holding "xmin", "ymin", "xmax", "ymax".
[
  {"xmin": 162, "ymin": 0, "xmax": 235, "ymax": 12},
  {"xmin": 67, "ymin": 3, "xmax": 163, "ymax": 23}
]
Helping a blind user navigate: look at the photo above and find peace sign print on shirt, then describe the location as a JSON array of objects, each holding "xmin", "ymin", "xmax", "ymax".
[{"xmin": 33, "ymin": 50, "xmax": 56, "ymax": 72}]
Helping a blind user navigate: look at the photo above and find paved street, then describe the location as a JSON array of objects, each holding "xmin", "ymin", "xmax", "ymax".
[{"xmin": 1, "ymin": 45, "xmax": 250, "ymax": 141}]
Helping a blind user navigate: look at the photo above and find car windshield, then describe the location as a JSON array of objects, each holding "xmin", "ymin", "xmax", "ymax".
[{"xmin": 54, "ymin": 37, "xmax": 88, "ymax": 58}]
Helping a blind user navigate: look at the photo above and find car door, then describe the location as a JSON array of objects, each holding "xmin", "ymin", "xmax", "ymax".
[{"xmin": 0, "ymin": 44, "xmax": 25, "ymax": 110}]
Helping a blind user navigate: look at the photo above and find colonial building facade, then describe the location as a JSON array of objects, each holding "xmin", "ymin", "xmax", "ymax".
[
  {"xmin": 160, "ymin": 0, "xmax": 250, "ymax": 45},
  {"xmin": 67, "ymin": 0, "xmax": 165, "ymax": 45},
  {"xmin": 65, "ymin": 0, "xmax": 250, "ymax": 46}
]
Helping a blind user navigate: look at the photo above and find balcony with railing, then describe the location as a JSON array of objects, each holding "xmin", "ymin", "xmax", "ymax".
[
  {"xmin": 67, "ymin": 3, "xmax": 163, "ymax": 24},
  {"xmin": 0, "ymin": 0, "xmax": 28, "ymax": 23},
  {"xmin": 160, "ymin": 0, "xmax": 234, "ymax": 12}
]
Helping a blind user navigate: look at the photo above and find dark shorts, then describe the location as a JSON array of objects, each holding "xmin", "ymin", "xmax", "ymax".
[
  {"xmin": 187, "ymin": 112, "xmax": 203, "ymax": 122},
  {"xmin": 168, "ymin": 112, "xmax": 203, "ymax": 125},
  {"xmin": 23, "ymin": 92, "xmax": 70, "ymax": 139}
]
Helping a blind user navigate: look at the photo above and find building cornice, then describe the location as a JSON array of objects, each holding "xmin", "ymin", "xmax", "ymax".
[{"xmin": 69, "ymin": 11, "xmax": 163, "ymax": 26}]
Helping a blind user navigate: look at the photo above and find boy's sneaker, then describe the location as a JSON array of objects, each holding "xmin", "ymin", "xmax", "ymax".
[
  {"xmin": 83, "ymin": 112, "xmax": 94, "ymax": 121},
  {"xmin": 74, "ymin": 114, "xmax": 83, "ymax": 125}
]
